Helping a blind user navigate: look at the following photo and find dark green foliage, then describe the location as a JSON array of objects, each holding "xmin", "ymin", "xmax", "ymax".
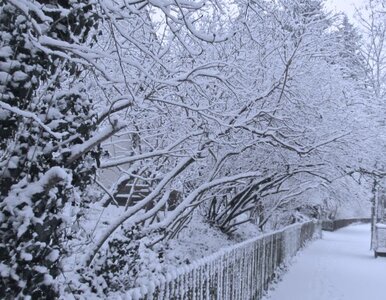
[
  {"xmin": 0, "ymin": 0, "xmax": 99, "ymax": 298},
  {"xmin": 92, "ymin": 225, "xmax": 143, "ymax": 293}
]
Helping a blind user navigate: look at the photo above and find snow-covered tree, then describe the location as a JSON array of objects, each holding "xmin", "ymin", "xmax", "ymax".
[{"xmin": 0, "ymin": 0, "xmax": 381, "ymax": 297}]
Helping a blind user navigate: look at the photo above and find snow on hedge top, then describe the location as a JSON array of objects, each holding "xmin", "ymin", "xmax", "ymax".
[
  {"xmin": 375, "ymin": 223, "xmax": 386, "ymax": 229},
  {"xmin": 1, "ymin": 167, "xmax": 71, "ymax": 237}
]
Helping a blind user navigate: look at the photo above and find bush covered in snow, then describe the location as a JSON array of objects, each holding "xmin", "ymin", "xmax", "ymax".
[{"xmin": 0, "ymin": 1, "xmax": 101, "ymax": 297}]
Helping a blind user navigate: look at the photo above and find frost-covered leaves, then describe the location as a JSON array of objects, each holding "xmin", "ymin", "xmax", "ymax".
[
  {"xmin": 93, "ymin": 226, "xmax": 143, "ymax": 293},
  {"xmin": 75, "ymin": 225, "xmax": 164, "ymax": 297},
  {"xmin": 0, "ymin": 0, "xmax": 100, "ymax": 298},
  {"xmin": 0, "ymin": 167, "xmax": 70, "ymax": 298},
  {"xmin": 0, "ymin": 1, "xmax": 99, "ymax": 193}
]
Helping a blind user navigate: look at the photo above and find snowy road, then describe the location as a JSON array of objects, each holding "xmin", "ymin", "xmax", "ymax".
[{"xmin": 264, "ymin": 224, "xmax": 386, "ymax": 300}]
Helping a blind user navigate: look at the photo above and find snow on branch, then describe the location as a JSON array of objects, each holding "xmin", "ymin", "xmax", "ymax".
[
  {"xmin": 64, "ymin": 120, "xmax": 126, "ymax": 165},
  {"xmin": 85, "ymin": 169, "xmax": 262, "ymax": 266},
  {"xmin": 349, "ymin": 167, "xmax": 386, "ymax": 179},
  {"xmin": 84, "ymin": 156, "xmax": 195, "ymax": 265},
  {"xmin": 0, "ymin": 100, "xmax": 65, "ymax": 139},
  {"xmin": 150, "ymin": 0, "xmax": 232, "ymax": 43},
  {"xmin": 238, "ymin": 124, "xmax": 350, "ymax": 156},
  {"xmin": 148, "ymin": 171, "xmax": 263, "ymax": 231},
  {"xmin": 100, "ymin": 131, "xmax": 204, "ymax": 168},
  {"xmin": 7, "ymin": 0, "xmax": 52, "ymax": 35}
]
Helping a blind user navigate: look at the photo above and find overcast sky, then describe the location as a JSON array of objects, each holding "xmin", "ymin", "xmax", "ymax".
[{"xmin": 324, "ymin": 0, "xmax": 366, "ymax": 20}]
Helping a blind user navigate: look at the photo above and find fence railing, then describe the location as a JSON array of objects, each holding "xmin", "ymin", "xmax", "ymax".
[
  {"xmin": 321, "ymin": 218, "xmax": 371, "ymax": 231},
  {"xmin": 125, "ymin": 221, "xmax": 322, "ymax": 300}
]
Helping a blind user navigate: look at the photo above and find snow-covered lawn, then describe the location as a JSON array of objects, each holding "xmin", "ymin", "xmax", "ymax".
[{"xmin": 264, "ymin": 224, "xmax": 386, "ymax": 300}]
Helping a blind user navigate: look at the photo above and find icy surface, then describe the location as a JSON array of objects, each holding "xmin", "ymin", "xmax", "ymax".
[{"xmin": 264, "ymin": 224, "xmax": 386, "ymax": 300}]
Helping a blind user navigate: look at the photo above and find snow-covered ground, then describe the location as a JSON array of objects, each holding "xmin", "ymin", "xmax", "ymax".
[{"xmin": 264, "ymin": 224, "xmax": 386, "ymax": 300}]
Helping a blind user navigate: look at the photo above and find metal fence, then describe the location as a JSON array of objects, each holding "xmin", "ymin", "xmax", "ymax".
[{"xmin": 125, "ymin": 221, "xmax": 321, "ymax": 300}]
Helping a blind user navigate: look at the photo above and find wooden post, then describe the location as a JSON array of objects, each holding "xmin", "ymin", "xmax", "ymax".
[{"xmin": 371, "ymin": 180, "xmax": 379, "ymax": 250}]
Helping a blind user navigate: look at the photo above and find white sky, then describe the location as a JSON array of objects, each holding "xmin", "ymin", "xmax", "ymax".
[{"xmin": 324, "ymin": 0, "xmax": 366, "ymax": 20}]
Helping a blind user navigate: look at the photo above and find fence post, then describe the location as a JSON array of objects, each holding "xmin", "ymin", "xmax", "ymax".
[{"xmin": 126, "ymin": 221, "xmax": 320, "ymax": 300}]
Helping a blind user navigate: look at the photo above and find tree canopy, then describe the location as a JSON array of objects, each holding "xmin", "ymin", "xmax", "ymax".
[{"xmin": 0, "ymin": 0, "xmax": 385, "ymax": 298}]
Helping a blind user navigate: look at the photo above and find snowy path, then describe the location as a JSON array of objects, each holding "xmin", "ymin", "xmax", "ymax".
[{"xmin": 264, "ymin": 224, "xmax": 386, "ymax": 300}]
